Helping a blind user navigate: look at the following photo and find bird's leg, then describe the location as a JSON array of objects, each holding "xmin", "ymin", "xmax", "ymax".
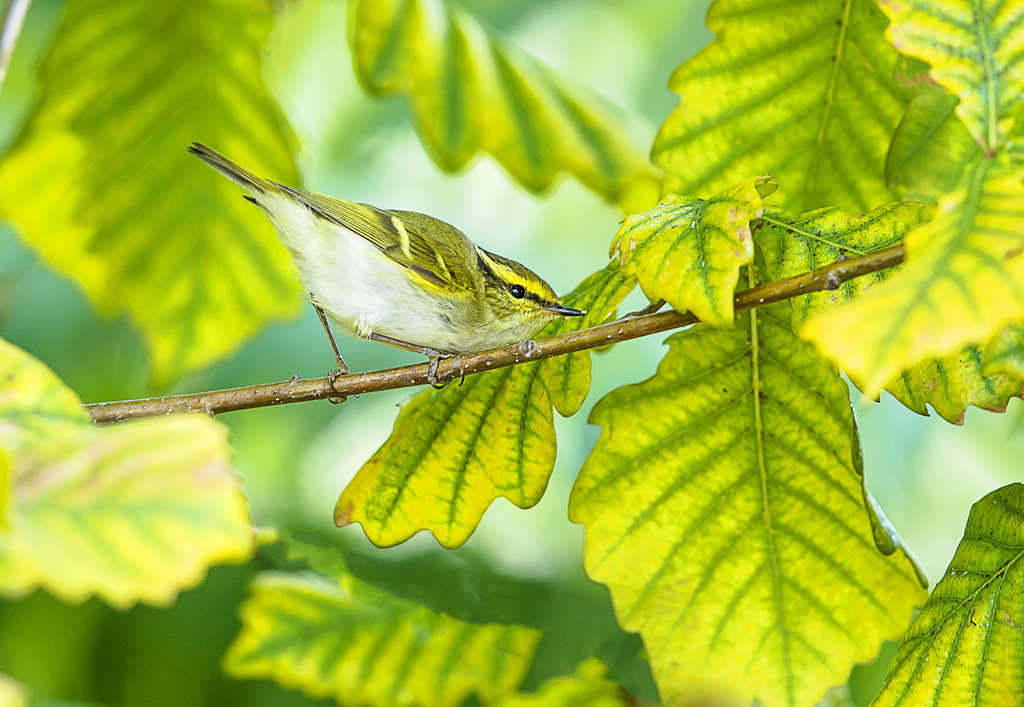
[
  {"xmin": 313, "ymin": 302, "xmax": 348, "ymax": 373},
  {"xmin": 368, "ymin": 332, "xmax": 454, "ymax": 389},
  {"xmin": 312, "ymin": 302, "xmax": 349, "ymax": 397}
]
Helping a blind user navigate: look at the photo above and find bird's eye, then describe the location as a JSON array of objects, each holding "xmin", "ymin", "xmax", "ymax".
[{"xmin": 508, "ymin": 284, "xmax": 526, "ymax": 299}]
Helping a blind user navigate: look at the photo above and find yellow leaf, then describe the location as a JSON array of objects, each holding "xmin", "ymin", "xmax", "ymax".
[
  {"xmin": 1010, "ymin": 108, "xmax": 1024, "ymax": 162},
  {"xmin": 872, "ymin": 483, "xmax": 1024, "ymax": 706},
  {"xmin": 654, "ymin": 0, "xmax": 906, "ymax": 213},
  {"xmin": 0, "ymin": 451, "xmax": 8, "ymax": 531},
  {"xmin": 336, "ymin": 362, "xmax": 555, "ymax": 548},
  {"xmin": 348, "ymin": 0, "xmax": 659, "ymax": 211},
  {"xmin": 0, "ymin": 338, "xmax": 253, "ymax": 607},
  {"xmin": 802, "ymin": 157, "xmax": 1024, "ymax": 397},
  {"xmin": 879, "ymin": 0, "xmax": 1024, "ymax": 149},
  {"xmin": 757, "ymin": 201, "xmax": 935, "ymax": 327},
  {"xmin": 0, "ymin": 0, "xmax": 301, "ymax": 385},
  {"xmin": 571, "ymin": 300, "xmax": 926, "ymax": 707},
  {"xmin": 494, "ymin": 659, "xmax": 627, "ymax": 707},
  {"xmin": 756, "ymin": 201, "xmax": 1021, "ymax": 421},
  {"xmin": 225, "ymin": 571, "xmax": 540, "ymax": 707},
  {"xmin": 887, "ymin": 347, "xmax": 1023, "ymax": 424},
  {"xmin": 0, "ymin": 673, "xmax": 28, "ymax": 707},
  {"xmin": 612, "ymin": 177, "xmax": 766, "ymax": 328}
]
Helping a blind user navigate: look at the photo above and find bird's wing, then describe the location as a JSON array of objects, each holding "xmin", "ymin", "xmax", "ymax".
[{"xmin": 278, "ymin": 186, "xmax": 473, "ymax": 293}]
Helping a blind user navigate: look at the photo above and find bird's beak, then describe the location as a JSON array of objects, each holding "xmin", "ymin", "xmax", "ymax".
[{"xmin": 543, "ymin": 303, "xmax": 586, "ymax": 317}]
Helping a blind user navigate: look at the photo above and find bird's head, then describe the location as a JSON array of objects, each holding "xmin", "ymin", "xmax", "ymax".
[{"xmin": 476, "ymin": 248, "xmax": 585, "ymax": 341}]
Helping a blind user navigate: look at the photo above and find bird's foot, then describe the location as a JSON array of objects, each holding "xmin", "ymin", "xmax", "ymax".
[
  {"xmin": 367, "ymin": 332, "xmax": 456, "ymax": 389},
  {"xmin": 326, "ymin": 366, "xmax": 349, "ymax": 404},
  {"xmin": 427, "ymin": 355, "xmax": 450, "ymax": 389}
]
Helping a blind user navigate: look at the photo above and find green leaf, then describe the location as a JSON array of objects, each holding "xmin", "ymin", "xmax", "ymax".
[
  {"xmin": 872, "ymin": 483, "xmax": 1024, "ymax": 706},
  {"xmin": 0, "ymin": 0, "xmax": 301, "ymax": 385},
  {"xmin": 0, "ymin": 338, "xmax": 253, "ymax": 607},
  {"xmin": 347, "ymin": 0, "xmax": 659, "ymax": 211},
  {"xmin": 335, "ymin": 362, "xmax": 555, "ymax": 548},
  {"xmin": 281, "ymin": 532, "xmax": 351, "ymax": 581},
  {"xmin": 611, "ymin": 178, "xmax": 766, "ymax": 328},
  {"xmin": 756, "ymin": 201, "xmax": 1021, "ymax": 422},
  {"xmin": 886, "ymin": 347, "xmax": 1023, "ymax": 424},
  {"xmin": 494, "ymin": 659, "xmax": 627, "ymax": 707},
  {"xmin": 983, "ymin": 322, "xmax": 1024, "ymax": 381},
  {"xmin": 653, "ymin": 0, "xmax": 906, "ymax": 213},
  {"xmin": 570, "ymin": 300, "xmax": 926, "ymax": 707},
  {"xmin": 539, "ymin": 261, "xmax": 636, "ymax": 418},
  {"xmin": 801, "ymin": 156, "xmax": 1024, "ymax": 397},
  {"xmin": 756, "ymin": 201, "xmax": 935, "ymax": 329},
  {"xmin": 879, "ymin": 0, "xmax": 1024, "ymax": 150},
  {"xmin": 885, "ymin": 86, "xmax": 981, "ymax": 202},
  {"xmin": 225, "ymin": 571, "xmax": 540, "ymax": 707}
]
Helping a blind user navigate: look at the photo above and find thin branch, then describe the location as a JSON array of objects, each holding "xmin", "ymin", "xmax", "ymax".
[
  {"xmin": 0, "ymin": 0, "xmax": 32, "ymax": 95},
  {"xmin": 86, "ymin": 245, "xmax": 904, "ymax": 424}
]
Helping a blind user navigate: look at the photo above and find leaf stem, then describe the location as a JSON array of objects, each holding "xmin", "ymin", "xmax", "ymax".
[{"xmin": 85, "ymin": 244, "xmax": 905, "ymax": 424}]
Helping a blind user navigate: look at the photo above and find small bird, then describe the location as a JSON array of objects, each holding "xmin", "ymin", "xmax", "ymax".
[{"xmin": 188, "ymin": 143, "xmax": 584, "ymax": 385}]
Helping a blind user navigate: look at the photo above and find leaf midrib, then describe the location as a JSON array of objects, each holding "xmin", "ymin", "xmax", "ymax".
[
  {"xmin": 969, "ymin": 0, "xmax": 999, "ymax": 148},
  {"xmin": 749, "ymin": 293, "xmax": 793, "ymax": 705},
  {"xmin": 803, "ymin": 0, "xmax": 854, "ymax": 211}
]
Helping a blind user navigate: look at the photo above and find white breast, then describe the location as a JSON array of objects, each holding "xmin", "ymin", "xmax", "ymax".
[{"xmin": 259, "ymin": 192, "xmax": 473, "ymax": 352}]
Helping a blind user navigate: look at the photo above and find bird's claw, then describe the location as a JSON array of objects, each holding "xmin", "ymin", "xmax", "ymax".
[
  {"xmin": 427, "ymin": 356, "xmax": 449, "ymax": 389},
  {"xmin": 326, "ymin": 368, "xmax": 349, "ymax": 404},
  {"xmin": 625, "ymin": 299, "xmax": 666, "ymax": 318}
]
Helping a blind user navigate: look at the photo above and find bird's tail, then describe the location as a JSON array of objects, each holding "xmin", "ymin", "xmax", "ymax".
[{"xmin": 188, "ymin": 142, "xmax": 270, "ymax": 193}]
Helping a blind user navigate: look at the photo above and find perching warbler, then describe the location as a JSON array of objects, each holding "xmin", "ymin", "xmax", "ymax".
[{"xmin": 188, "ymin": 143, "xmax": 584, "ymax": 381}]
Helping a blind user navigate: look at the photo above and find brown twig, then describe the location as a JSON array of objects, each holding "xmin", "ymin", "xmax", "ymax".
[
  {"xmin": 85, "ymin": 245, "xmax": 904, "ymax": 424},
  {"xmin": 0, "ymin": 0, "xmax": 32, "ymax": 95}
]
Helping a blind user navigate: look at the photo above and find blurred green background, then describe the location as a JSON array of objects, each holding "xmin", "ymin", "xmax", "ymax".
[{"xmin": 1, "ymin": 0, "xmax": 1021, "ymax": 705}]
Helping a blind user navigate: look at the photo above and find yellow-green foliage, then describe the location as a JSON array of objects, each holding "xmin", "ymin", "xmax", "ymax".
[
  {"xmin": 2, "ymin": 0, "xmax": 1024, "ymax": 705},
  {"xmin": 226, "ymin": 569, "xmax": 540, "ymax": 707},
  {"xmin": 336, "ymin": 261, "xmax": 634, "ymax": 548},
  {"xmin": 873, "ymin": 484, "xmax": 1024, "ymax": 706},
  {"xmin": 570, "ymin": 299, "xmax": 926, "ymax": 707},
  {"xmin": 0, "ymin": 338, "xmax": 253, "ymax": 607},
  {"xmin": 348, "ymin": 0, "xmax": 659, "ymax": 212}
]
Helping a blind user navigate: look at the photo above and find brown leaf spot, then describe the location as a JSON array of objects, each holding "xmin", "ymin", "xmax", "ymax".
[{"xmin": 335, "ymin": 501, "xmax": 355, "ymax": 527}]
